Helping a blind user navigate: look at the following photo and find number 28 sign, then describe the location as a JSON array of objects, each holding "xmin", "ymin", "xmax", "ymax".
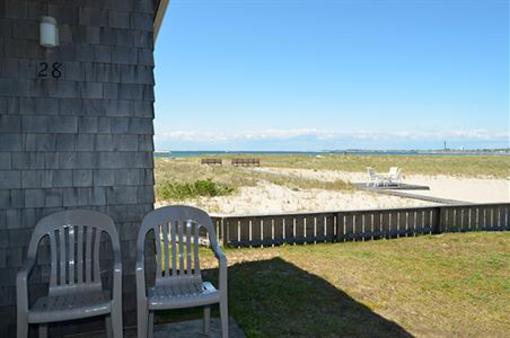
[{"xmin": 37, "ymin": 62, "xmax": 63, "ymax": 79}]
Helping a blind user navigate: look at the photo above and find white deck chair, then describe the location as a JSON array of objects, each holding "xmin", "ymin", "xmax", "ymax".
[
  {"xmin": 388, "ymin": 167, "xmax": 401, "ymax": 185},
  {"xmin": 366, "ymin": 167, "xmax": 384, "ymax": 187},
  {"xmin": 17, "ymin": 210, "xmax": 123, "ymax": 338},
  {"xmin": 136, "ymin": 205, "xmax": 228, "ymax": 338}
]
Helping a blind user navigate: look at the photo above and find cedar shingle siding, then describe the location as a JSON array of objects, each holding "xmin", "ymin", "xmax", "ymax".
[{"xmin": 0, "ymin": 0, "xmax": 156, "ymax": 334}]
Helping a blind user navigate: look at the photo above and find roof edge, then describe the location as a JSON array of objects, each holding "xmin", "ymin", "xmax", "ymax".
[{"xmin": 153, "ymin": 0, "xmax": 170, "ymax": 41}]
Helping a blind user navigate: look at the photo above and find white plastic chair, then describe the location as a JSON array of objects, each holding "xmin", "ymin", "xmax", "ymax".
[
  {"xmin": 136, "ymin": 205, "xmax": 228, "ymax": 338},
  {"xmin": 388, "ymin": 167, "xmax": 401, "ymax": 185},
  {"xmin": 366, "ymin": 167, "xmax": 384, "ymax": 187},
  {"xmin": 16, "ymin": 210, "xmax": 123, "ymax": 338}
]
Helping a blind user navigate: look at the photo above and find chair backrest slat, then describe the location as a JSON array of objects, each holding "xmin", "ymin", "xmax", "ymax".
[
  {"xmin": 193, "ymin": 224, "xmax": 200, "ymax": 276},
  {"xmin": 93, "ymin": 227, "xmax": 101, "ymax": 283},
  {"xmin": 49, "ymin": 232, "xmax": 57, "ymax": 286},
  {"xmin": 59, "ymin": 228, "xmax": 66, "ymax": 285},
  {"xmin": 68, "ymin": 225, "xmax": 75, "ymax": 284},
  {"xmin": 85, "ymin": 226, "xmax": 93, "ymax": 283},
  {"xmin": 171, "ymin": 222, "xmax": 177, "ymax": 276},
  {"xmin": 77, "ymin": 226, "xmax": 84, "ymax": 283},
  {"xmin": 178, "ymin": 221, "xmax": 184, "ymax": 274},
  {"xmin": 186, "ymin": 220, "xmax": 192, "ymax": 276},
  {"xmin": 162, "ymin": 222, "xmax": 169, "ymax": 277},
  {"xmin": 138, "ymin": 206, "xmax": 218, "ymax": 285}
]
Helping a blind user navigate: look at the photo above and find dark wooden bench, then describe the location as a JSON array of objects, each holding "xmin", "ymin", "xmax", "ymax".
[
  {"xmin": 231, "ymin": 158, "xmax": 260, "ymax": 167},
  {"xmin": 201, "ymin": 158, "xmax": 222, "ymax": 165}
]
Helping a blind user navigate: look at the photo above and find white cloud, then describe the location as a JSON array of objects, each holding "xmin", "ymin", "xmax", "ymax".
[{"xmin": 155, "ymin": 128, "xmax": 509, "ymax": 143}]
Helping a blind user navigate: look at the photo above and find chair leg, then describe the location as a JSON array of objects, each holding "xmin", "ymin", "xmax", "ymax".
[
  {"xmin": 112, "ymin": 309, "xmax": 123, "ymax": 338},
  {"xmin": 148, "ymin": 311, "xmax": 154, "ymax": 338},
  {"xmin": 16, "ymin": 314, "xmax": 28, "ymax": 338},
  {"xmin": 105, "ymin": 315, "xmax": 113, "ymax": 338},
  {"xmin": 203, "ymin": 306, "xmax": 211, "ymax": 336},
  {"xmin": 220, "ymin": 300, "xmax": 229, "ymax": 338},
  {"xmin": 38, "ymin": 324, "xmax": 48, "ymax": 338},
  {"xmin": 137, "ymin": 306, "xmax": 148, "ymax": 338}
]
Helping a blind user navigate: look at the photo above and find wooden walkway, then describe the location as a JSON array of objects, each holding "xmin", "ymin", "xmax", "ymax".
[
  {"xmin": 368, "ymin": 189, "xmax": 469, "ymax": 205},
  {"xmin": 354, "ymin": 182, "xmax": 430, "ymax": 190},
  {"xmin": 354, "ymin": 183, "xmax": 468, "ymax": 205}
]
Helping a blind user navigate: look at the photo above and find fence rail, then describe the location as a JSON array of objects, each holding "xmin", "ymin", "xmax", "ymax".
[{"xmin": 210, "ymin": 203, "xmax": 510, "ymax": 247}]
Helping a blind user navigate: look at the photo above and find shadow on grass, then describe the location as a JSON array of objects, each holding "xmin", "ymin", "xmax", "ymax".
[{"xmin": 160, "ymin": 257, "xmax": 412, "ymax": 337}]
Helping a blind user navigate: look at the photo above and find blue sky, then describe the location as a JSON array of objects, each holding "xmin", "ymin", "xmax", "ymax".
[{"xmin": 153, "ymin": 0, "xmax": 509, "ymax": 151}]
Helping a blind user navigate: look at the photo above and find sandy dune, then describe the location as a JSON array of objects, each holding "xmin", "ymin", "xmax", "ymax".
[
  {"xmin": 158, "ymin": 167, "xmax": 508, "ymax": 216},
  {"xmin": 175, "ymin": 183, "xmax": 433, "ymax": 216}
]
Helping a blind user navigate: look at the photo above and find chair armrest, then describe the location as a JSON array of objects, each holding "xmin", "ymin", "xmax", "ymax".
[
  {"xmin": 17, "ymin": 257, "xmax": 36, "ymax": 282},
  {"xmin": 112, "ymin": 260, "xmax": 123, "ymax": 305},
  {"xmin": 113, "ymin": 246, "xmax": 123, "ymax": 274},
  {"xmin": 211, "ymin": 244, "xmax": 228, "ymax": 293},
  {"xmin": 113, "ymin": 260, "xmax": 122, "ymax": 285},
  {"xmin": 135, "ymin": 247, "xmax": 145, "ymax": 272},
  {"xmin": 135, "ymin": 248, "xmax": 146, "ymax": 301},
  {"xmin": 211, "ymin": 243, "xmax": 227, "ymax": 264},
  {"xmin": 16, "ymin": 258, "xmax": 36, "ymax": 311}
]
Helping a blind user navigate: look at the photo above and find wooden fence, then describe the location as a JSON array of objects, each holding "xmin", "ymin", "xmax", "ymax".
[
  {"xmin": 231, "ymin": 158, "xmax": 260, "ymax": 167},
  {"xmin": 201, "ymin": 158, "xmax": 222, "ymax": 165},
  {"xmin": 210, "ymin": 203, "xmax": 510, "ymax": 247}
]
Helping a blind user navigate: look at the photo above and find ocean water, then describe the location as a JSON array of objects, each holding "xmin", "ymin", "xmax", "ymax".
[
  {"xmin": 154, "ymin": 150, "xmax": 508, "ymax": 158},
  {"xmin": 155, "ymin": 151, "xmax": 324, "ymax": 158}
]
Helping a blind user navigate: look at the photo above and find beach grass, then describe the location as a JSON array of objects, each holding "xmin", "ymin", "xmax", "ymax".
[
  {"xmin": 156, "ymin": 179, "xmax": 235, "ymax": 200},
  {"xmin": 158, "ymin": 232, "xmax": 510, "ymax": 337},
  {"xmin": 155, "ymin": 158, "xmax": 353, "ymax": 202},
  {"xmin": 244, "ymin": 154, "xmax": 510, "ymax": 178}
]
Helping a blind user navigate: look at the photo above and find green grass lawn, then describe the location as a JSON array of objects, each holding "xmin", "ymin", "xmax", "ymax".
[{"xmin": 160, "ymin": 232, "xmax": 510, "ymax": 337}]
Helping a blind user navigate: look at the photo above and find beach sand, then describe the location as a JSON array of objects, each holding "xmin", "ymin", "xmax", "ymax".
[
  {"xmin": 399, "ymin": 175, "xmax": 510, "ymax": 203},
  {"xmin": 252, "ymin": 167, "xmax": 510, "ymax": 204},
  {"xmin": 179, "ymin": 182, "xmax": 434, "ymax": 215}
]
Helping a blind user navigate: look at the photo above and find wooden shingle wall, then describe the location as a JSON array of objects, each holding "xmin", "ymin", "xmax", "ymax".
[{"xmin": 0, "ymin": 0, "xmax": 156, "ymax": 334}]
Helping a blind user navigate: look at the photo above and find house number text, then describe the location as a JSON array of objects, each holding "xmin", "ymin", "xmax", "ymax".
[{"xmin": 37, "ymin": 62, "xmax": 63, "ymax": 79}]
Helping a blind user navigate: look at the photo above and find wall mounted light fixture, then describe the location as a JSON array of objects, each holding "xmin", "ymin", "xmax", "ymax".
[{"xmin": 40, "ymin": 16, "xmax": 59, "ymax": 48}]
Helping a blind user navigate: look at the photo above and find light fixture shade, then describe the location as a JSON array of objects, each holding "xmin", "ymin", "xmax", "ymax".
[{"xmin": 40, "ymin": 16, "xmax": 59, "ymax": 48}]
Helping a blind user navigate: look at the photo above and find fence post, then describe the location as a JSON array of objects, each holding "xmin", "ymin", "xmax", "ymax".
[
  {"xmin": 432, "ymin": 206, "xmax": 443, "ymax": 234},
  {"xmin": 336, "ymin": 212, "xmax": 345, "ymax": 241},
  {"xmin": 220, "ymin": 217, "xmax": 226, "ymax": 246}
]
